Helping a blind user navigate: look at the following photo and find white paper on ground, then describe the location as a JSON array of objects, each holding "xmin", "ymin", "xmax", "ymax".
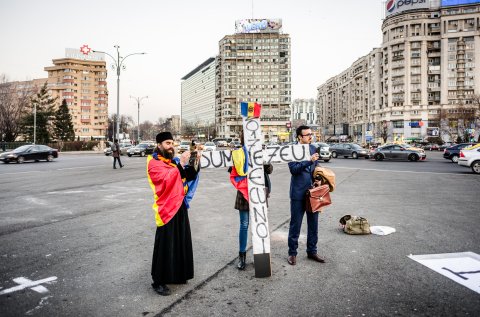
[{"xmin": 370, "ymin": 226, "xmax": 396, "ymax": 235}]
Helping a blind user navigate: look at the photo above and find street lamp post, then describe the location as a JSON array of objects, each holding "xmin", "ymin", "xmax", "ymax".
[
  {"xmin": 93, "ymin": 46, "xmax": 146, "ymax": 141},
  {"xmin": 33, "ymin": 104, "xmax": 36, "ymax": 144},
  {"xmin": 130, "ymin": 95, "xmax": 148, "ymax": 143}
]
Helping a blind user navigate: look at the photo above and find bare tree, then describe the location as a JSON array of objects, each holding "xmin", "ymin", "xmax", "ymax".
[
  {"xmin": 440, "ymin": 102, "xmax": 476, "ymax": 143},
  {"xmin": 0, "ymin": 75, "xmax": 35, "ymax": 142}
]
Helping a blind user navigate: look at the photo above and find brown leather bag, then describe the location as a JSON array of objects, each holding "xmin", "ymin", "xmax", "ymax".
[{"xmin": 306, "ymin": 181, "xmax": 332, "ymax": 213}]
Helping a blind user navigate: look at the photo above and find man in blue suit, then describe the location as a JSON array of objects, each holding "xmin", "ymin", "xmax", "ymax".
[{"xmin": 287, "ymin": 125, "xmax": 325, "ymax": 265}]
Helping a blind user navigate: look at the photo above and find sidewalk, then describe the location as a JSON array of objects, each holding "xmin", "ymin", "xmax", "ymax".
[{"xmin": 59, "ymin": 150, "xmax": 104, "ymax": 155}]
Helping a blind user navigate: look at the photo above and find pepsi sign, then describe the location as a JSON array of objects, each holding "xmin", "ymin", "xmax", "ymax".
[{"xmin": 385, "ymin": 0, "xmax": 431, "ymax": 18}]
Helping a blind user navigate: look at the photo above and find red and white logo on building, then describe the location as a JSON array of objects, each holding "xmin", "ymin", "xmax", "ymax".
[{"xmin": 80, "ymin": 44, "xmax": 91, "ymax": 55}]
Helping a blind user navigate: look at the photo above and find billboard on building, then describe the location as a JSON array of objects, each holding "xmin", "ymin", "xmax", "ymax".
[
  {"xmin": 385, "ymin": 0, "xmax": 432, "ymax": 18},
  {"xmin": 441, "ymin": 0, "xmax": 480, "ymax": 6},
  {"xmin": 65, "ymin": 47, "xmax": 104, "ymax": 61},
  {"xmin": 235, "ymin": 19, "xmax": 282, "ymax": 34}
]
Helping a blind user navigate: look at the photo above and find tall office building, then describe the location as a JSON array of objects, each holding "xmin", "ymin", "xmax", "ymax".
[
  {"xmin": 318, "ymin": 0, "xmax": 480, "ymax": 143},
  {"xmin": 181, "ymin": 57, "xmax": 216, "ymax": 131},
  {"xmin": 216, "ymin": 19, "xmax": 291, "ymax": 142},
  {"xmin": 44, "ymin": 47, "xmax": 108, "ymax": 140}
]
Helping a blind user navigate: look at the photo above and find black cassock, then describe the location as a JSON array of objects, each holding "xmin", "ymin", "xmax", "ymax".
[{"xmin": 151, "ymin": 162, "xmax": 198, "ymax": 285}]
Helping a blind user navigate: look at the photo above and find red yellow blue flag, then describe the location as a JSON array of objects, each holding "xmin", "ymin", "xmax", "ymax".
[{"xmin": 240, "ymin": 102, "xmax": 261, "ymax": 118}]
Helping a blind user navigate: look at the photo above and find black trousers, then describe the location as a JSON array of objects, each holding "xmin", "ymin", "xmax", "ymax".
[{"xmin": 113, "ymin": 156, "xmax": 122, "ymax": 168}]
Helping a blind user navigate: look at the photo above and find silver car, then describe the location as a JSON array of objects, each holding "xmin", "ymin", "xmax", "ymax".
[
  {"xmin": 373, "ymin": 144, "xmax": 426, "ymax": 161},
  {"xmin": 313, "ymin": 142, "xmax": 332, "ymax": 162}
]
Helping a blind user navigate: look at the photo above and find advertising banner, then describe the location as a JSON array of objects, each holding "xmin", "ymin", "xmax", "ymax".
[
  {"xmin": 385, "ymin": 0, "xmax": 431, "ymax": 18},
  {"xmin": 427, "ymin": 127, "xmax": 440, "ymax": 136},
  {"xmin": 235, "ymin": 19, "xmax": 282, "ymax": 34},
  {"xmin": 441, "ymin": 0, "xmax": 480, "ymax": 6}
]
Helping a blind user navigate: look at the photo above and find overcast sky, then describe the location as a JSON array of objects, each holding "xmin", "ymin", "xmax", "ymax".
[{"xmin": 0, "ymin": 0, "xmax": 384, "ymax": 123}]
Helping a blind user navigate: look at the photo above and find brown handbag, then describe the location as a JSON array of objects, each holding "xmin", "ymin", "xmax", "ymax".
[{"xmin": 306, "ymin": 182, "xmax": 332, "ymax": 213}]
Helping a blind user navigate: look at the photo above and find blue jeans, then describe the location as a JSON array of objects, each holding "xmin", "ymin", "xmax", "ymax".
[
  {"xmin": 288, "ymin": 199, "xmax": 318, "ymax": 256},
  {"xmin": 239, "ymin": 210, "xmax": 249, "ymax": 252}
]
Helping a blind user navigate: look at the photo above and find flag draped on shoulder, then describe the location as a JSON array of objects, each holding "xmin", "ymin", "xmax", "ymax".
[
  {"xmin": 230, "ymin": 146, "xmax": 249, "ymax": 200},
  {"xmin": 173, "ymin": 157, "xmax": 200, "ymax": 209},
  {"xmin": 146, "ymin": 154, "xmax": 185, "ymax": 227}
]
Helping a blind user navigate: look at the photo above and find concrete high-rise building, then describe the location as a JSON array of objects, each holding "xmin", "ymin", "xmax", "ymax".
[
  {"xmin": 318, "ymin": 0, "xmax": 480, "ymax": 143},
  {"xmin": 216, "ymin": 19, "xmax": 291, "ymax": 142},
  {"xmin": 44, "ymin": 47, "xmax": 108, "ymax": 140},
  {"xmin": 181, "ymin": 57, "xmax": 216, "ymax": 132}
]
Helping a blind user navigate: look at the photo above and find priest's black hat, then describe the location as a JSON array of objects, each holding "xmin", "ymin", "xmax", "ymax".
[{"xmin": 156, "ymin": 132, "xmax": 173, "ymax": 143}]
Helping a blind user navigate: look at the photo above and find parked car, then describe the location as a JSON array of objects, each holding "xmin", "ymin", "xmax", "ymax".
[
  {"xmin": 178, "ymin": 141, "xmax": 191, "ymax": 153},
  {"xmin": 312, "ymin": 142, "xmax": 332, "ymax": 162},
  {"xmin": 329, "ymin": 143, "xmax": 370, "ymax": 159},
  {"xmin": 372, "ymin": 144, "xmax": 426, "ymax": 161},
  {"xmin": 443, "ymin": 143, "xmax": 477, "ymax": 163},
  {"xmin": 423, "ymin": 143, "xmax": 440, "ymax": 151},
  {"xmin": 216, "ymin": 140, "xmax": 228, "ymax": 147},
  {"xmin": 127, "ymin": 143, "xmax": 155, "ymax": 157},
  {"xmin": 0, "ymin": 144, "xmax": 58, "ymax": 163},
  {"xmin": 458, "ymin": 148, "xmax": 480, "ymax": 174},
  {"xmin": 229, "ymin": 140, "xmax": 242, "ymax": 148},
  {"xmin": 203, "ymin": 142, "xmax": 217, "ymax": 151},
  {"xmin": 104, "ymin": 144, "xmax": 133, "ymax": 156}
]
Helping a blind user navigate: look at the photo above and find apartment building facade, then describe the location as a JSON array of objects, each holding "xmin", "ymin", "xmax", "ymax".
[
  {"xmin": 44, "ymin": 47, "xmax": 108, "ymax": 140},
  {"xmin": 318, "ymin": 0, "xmax": 480, "ymax": 143},
  {"xmin": 181, "ymin": 57, "xmax": 216, "ymax": 130},
  {"xmin": 216, "ymin": 19, "xmax": 291, "ymax": 143}
]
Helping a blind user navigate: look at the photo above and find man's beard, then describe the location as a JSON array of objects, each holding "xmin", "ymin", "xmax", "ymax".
[{"xmin": 157, "ymin": 146, "xmax": 175, "ymax": 160}]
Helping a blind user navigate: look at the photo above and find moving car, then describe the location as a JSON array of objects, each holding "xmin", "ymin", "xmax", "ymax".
[
  {"xmin": 104, "ymin": 143, "xmax": 133, "ymax": 156},
  {"xmin": 458, "ymin": 148, "xmax": 480, "ymax": 174},
  {"xmin": 203, "ymin": 142, "xmax": 217, "ymax": 151},
  {"xmin": 372, "ymin": 144, "xmax": 426, "ymax": 161},
  {"xmin": 329, "ymin": 143, "xmax": 369, "ymax": 159},
  {"xmin": 443, "ymin": 143, "xmax": 477, "ymax": 163},
  {"xmin": 0, "ymin": 144, "xmax": 58, "ymax": 163},
  {"xmin": 313, "ymin": 142, "xmax": 332, "ymax": 162},
  {"xmin": 127, "ymin": 143, "xmax": 155, "ymax": 157}
]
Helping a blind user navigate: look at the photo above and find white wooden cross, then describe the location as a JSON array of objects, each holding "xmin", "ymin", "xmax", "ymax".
[{"xmin": 199, "ymin": 117, "xmax": 310, "ymax": 278}]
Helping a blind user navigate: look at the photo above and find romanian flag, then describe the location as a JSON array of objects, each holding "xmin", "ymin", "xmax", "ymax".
[
  {"xmin": 230, "ymin": 146, "xmax": 249, "ymax": 200},
  {"xmin": 240, "ymin": 102, "xmax": 261, "ymax": 118}
]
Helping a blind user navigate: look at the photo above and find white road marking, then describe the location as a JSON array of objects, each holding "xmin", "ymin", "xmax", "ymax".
[
  {"xmin": 333, "ymin": 166, "xmax": 470, "ymax": 176},
  {"xmin": 0, "ymin": 276, "xmax": 57, "ymax": 296}
]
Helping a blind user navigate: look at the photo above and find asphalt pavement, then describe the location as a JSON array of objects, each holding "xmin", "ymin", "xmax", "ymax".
[{"xmin": 0, "ymin": 151, "xmax": 479, "ymax": 316}]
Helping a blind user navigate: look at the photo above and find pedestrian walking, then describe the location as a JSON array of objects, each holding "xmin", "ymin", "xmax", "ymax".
[
  {"xmin": 112, "ymin": 139, "xmax": 123, "ymax": 169},
  {"xmin": 147, "ymin": 132, "xmax": 200, "ymax": 296},
  {"xmin": 287, "ymin": 125, "xmax": 325, "ymax": 266},
  {"xmin": 229, "ymin": 133, "xmax": 273, "ymax": 270}
]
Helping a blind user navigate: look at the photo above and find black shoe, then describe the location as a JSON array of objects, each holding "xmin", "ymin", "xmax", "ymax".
[
  {"xmin": 113, "ymin": 167, "xmax": 116, "ymax": 169},
  {"xmin": 152, "ymin": 283, "xmax": 170, "ymax": 296},
  {"xmin": 120, "ymin": 165, "xmax": 123, "ymax": 168},
  {"xmin": 237, "ymin": 251, "xmax": 246, "ymax": 270}
]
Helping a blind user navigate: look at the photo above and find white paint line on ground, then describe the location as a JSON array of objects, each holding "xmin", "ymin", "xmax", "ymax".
[
  {"xmin": 409, "ymin": 252, "xmax": 480, "ymax": 294},
  {"xmin": 0, "ymin": 276, "xmax": 57, "ymax": 296},
  {"xmin": 333, "ymin": 166, "xmax": 471, "ymax": 176}
]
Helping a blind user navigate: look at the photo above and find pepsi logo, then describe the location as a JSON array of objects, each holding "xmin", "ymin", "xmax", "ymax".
[{"xmin": 386, "ymin": 0, "xmax": 396, "ymax": 12}]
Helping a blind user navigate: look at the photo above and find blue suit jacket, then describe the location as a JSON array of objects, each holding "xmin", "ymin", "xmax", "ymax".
[{"xmin": 288, "ymin": 143, "xmax": 317, "ymax": 200}]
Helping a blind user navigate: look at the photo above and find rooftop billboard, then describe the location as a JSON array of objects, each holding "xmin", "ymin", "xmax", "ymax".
[
  {"xmin": 441, "ymin": 0, "xmax": 480, "ymax": 6},
  {"xmin": 235, "ymin": 19, "xmax": 282, "ymax": 34},
  {"xmin": 385, "ymin": 0, "xmax": 431, "ymax": 18}
]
